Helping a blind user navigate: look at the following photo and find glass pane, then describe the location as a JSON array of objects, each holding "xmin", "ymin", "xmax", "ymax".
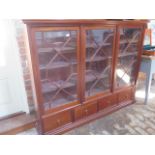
[
  {"xmin": 85, "ymin": 29, "xmax": 114, "ymax": 97},
  {"xmin": 116, "ymin": 28, "xmax": 142, "ymax": 88},
  {"xmin": 35, "ymin": 30, "xmax": 78, "ymax": 110}
]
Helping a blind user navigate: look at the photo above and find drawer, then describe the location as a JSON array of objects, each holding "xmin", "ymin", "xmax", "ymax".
[
  {"xmin": 98, "ymin": 94, "xmax": 117, "ymax": 110},
  {"xmin": 118, "ymin": 88, "xmax": 132, "ymax": 104},
  {"xmin": 42, "ymin": 110, "xmax": 72, "ymax": 132},
  {"xmin": 74, "ymin": 101, "xmax": 97, "ymax": 121}
]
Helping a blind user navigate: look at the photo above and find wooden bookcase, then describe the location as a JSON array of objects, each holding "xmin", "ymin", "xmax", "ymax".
[{"xmin": 24, "ymin": 20, "xmax": 147, "ymax": 134}]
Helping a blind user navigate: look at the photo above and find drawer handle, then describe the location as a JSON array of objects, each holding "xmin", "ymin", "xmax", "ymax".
[
  {"xmin": 125, "ymin": 95, "xmax": 128, "ymax": 99},
  {"xmin": 57, "ymin": 119, "xmax": 61, "ymax": 126},
  {"xmin": 107, "ymin": 101, "xmax": 111, "ymax": 104},
  {"xmin": 85, "ymin": 109, "xmax": 88, "ymax": 115}
]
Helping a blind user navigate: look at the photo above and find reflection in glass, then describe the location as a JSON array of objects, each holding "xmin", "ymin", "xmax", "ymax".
[
  {"xmin": 116, "ymin": 28, "xmax": 141, "ymax": 88},
  {"xmin": 85, "ymin": 29, "xmax": 114, "ymax": 97},
  {"xmin": 35, "ymin": 30, "xmax": 78, "ymax": 110}
]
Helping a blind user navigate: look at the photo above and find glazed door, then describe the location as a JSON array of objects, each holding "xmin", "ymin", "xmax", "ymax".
[
  {"xmin": 32, "ymin": 27, "xmax": 80, "ymax": 111},
  {"xmin": 115, "ymin": 26, "xmax": 143, "ymax": 88},
  {"xmin": 82, "ymin": 26, "xmax": 116, "ymax": 99}
]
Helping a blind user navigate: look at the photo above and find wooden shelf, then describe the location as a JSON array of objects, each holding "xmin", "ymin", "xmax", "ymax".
[
  {"xmin": 86, "ymin": 56, "xmax": 112, "ymax": 62},
  {"xmin": 44, "ymin": 98, "xmax": 69, "ymax": 110},
  {"xmin": 41, "ymin": 79, "xmax": 76, "ymax": 94},
  {"xmin": 41, "ymin": 69, "xmax": 109, "ymax": 94},
  {"xmin": 119, "ymin": 52, "xmax": 138, "ymax": 57},
  {"xmin": 44, "ymin": 94, "xmax": 77, "ymax": 110},
  {"xmin": 86, "ymin": 42, "xmax": 111, "ymax": 48},
  {"xmin": 85, "ymin": 70, "xmax": 109, "ymax": 83},
  {"xmin": 40, "ymin": 61, "xmax": 77, "ymax": 70},
  {"xmin": 85, "ymin": 87, "xmax": 109, "ymax": 97},
  {"xmin": 40, "ymin": 56, "xmax": 112, "ymax": 71},
  {"xmin": 119, "ymin": 39, "xmax": 138, "ymax": 44},
  {"xmin": 38, "ymin": 47, "xmax": 76, "ymax": 53},
  {"xmin": 38, "ymin": 43, "xmax": 112, "ymax": 54}
]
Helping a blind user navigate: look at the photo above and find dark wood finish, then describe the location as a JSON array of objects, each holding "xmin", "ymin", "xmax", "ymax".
[
  {"xmin": 112, "ymin": 25, "xmax": 120, "ymax": 90},
  {"xmin": 46, "ymin": 99, "xmax": 133, "ymax": 135},
  {"xmin": 118, "ymin": 87, "xmax": 133, "ymax": 104},
  {"xmin": 98, "ymin": 93, "xmax": 117, "ymax": 110},
  {"xmin": 74, "ymin": 101, "xmax": 97, "ymax": 120},
  {"xmin": 143, "ymin": 50, "xmax": 155, "ymax": 56},
  {"xmin": 42, "ymin": 110, "xmax": 72, "ymax": 133},
  {"xmin": 23, "ymin": 19, "xmax": 148, "ymax": 25},
  {"xmin": 24, "ymin": 20, "xmax": 147, "ymax": 135}
]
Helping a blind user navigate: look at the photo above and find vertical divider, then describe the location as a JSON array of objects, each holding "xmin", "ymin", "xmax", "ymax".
[
  {"xmin": 79, "ymin": 25, "xmax": 86, "ymax": 103},
  {"xmin": 111, "ymin": 25, "xmax": 120, "ymax": 92},
  {"xmin": 27, "ymin": 27, "xmax": 44, "ymax": 134},
  {"xmin": 76, "ymin": 27, "xmax": 81, "ymax": 104}
]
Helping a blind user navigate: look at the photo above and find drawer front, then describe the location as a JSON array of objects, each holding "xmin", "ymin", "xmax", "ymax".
[
  {"xmin": 118, "ymin": 88, "xmax": 133, "ymax": 104},
  {"xmin": 42, "ymin": 110, "xmax": 72, "ymax": 132},
  {"xmin": 74, "ymin": 101, "xmax": 97, "ymax": 120},
  {"xmin": 98, "ymin": 94, "xmax": 117, "ymax": 110}
]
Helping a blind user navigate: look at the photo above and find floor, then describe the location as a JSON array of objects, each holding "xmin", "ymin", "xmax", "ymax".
[
  {"xmin": 17, "ymin": 79, "xmax": 155, "ymax": 135},
  {"xmin": 0, "ymin": 113, "xmax": 36, "ymax": 135}
]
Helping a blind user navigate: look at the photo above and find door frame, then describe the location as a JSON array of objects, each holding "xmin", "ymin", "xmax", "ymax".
[
  {"xmin": 29, "ymin": 26, "xmax": 81, "ymax": 114},
  {"xmin": 0, "ymin": 20, "xmax": 29, "ymax": 117},
  {"xmin": 80, "ymin": 25, "xmax": 117, "ymax": 101},
  {"xmin": 114, "ymin": 25, "xmax": 145, "ymax": 90}
]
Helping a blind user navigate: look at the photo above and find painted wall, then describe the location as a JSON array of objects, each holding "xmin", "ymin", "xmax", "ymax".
[{"xmin": 15, "ymin": 20, "xmax": 35, "ymax": 112}]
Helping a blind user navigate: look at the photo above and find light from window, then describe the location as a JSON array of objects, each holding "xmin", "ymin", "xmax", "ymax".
[
  {"xmin": 116, "ymin": 68, "xmax": 130, "ymax": 84},
  {"xmin": 0, "ymin": 20, "xmax": 7, "ymax": 67}
]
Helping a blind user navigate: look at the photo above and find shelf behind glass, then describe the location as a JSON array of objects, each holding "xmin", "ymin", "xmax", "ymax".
[
  {"xmin": 39, "ymin": 56, "xmax": 112, "ymax": 70},
  {"xmin": 43, "ymin": 94, "xmax": 77, "ymax": 110},
  {"xmin": 34, "ymin": 30, "xmax": 79, "ymax": 110}
]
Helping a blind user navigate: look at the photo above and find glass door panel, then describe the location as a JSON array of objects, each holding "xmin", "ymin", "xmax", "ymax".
[
  {"xmin": 116, "ymin": 27, "xmax": 142, "ymax": 88},
  {"xmin": 84, "ymin": 28, "xmax": 115, "ymax": 97},
  {"xmin": 34, "ymin": 29, "xmax": 79, "ymax": 111}
]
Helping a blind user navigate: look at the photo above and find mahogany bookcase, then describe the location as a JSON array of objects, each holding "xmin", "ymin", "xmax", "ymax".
[{"xmin": 24, "ymin": 20, "xmax": 147, "ymax": 134}]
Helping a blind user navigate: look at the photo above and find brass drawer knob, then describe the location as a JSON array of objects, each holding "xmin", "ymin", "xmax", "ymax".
[
  {"xmin": 85, "ymin": 109, "xmax": 88, "ymax": 115},
  {"xmin": 107, "ymin": 101, "xmax": 111, "ymax": 104},
  {"xmin": 125, "ymin": 95, "xmax": 128, "ymax": 99},
  {"xmin": 57, "ymin": 119, "xmax": 61, "ymax": 126}
]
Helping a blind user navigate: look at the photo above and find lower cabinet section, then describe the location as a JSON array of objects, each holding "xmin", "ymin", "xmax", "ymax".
[
  {"xmin": 74, "ymin": 101, "xmax": 98, "ymax": 121},
  {"xmin": 98, "ymin": 94, "xmax": 117, "ymax": 110},
  {"xmin": 42, "ymin": 110, "xmax": 72, "ymax": 133},
  {"xmin": 118, "ymin": 88, "xmax": 134, "ymax": 104},
  {"xmin": 41, "ymin": 87, "xmax": 135, "ymax": 134}
]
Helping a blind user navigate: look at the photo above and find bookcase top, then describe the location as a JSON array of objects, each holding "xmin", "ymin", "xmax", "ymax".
[{"xmin": 23, "ymin": 19, "xmax": 149, "ymax": 26}]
